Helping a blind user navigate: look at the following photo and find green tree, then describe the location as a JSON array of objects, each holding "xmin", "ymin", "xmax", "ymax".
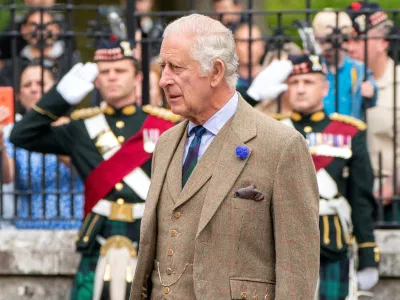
[{"xmin": 263, "ymin": 0, "xmax": 398, "ymax": 46}]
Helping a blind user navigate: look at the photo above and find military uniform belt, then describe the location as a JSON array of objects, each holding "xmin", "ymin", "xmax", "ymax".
[
  {"xmin": 92, "ymin": 199, "xmax": 145, "ymax": 222},
  {"xmin": 319, "ymin": 197, "xmax": 353, "ymax": 241},
  {"xmin": 319, "ymin": 199, "xmax": 337, "ymax": 215}
]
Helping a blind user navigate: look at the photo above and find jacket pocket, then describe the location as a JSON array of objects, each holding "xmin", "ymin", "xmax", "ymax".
[
  {"xmin": 231, "ymin": 197, "xmax": 268, "ymax": 211},
  {"xmin": 230, "ymin": 278, "xmax": 275, "ymax": 300}
]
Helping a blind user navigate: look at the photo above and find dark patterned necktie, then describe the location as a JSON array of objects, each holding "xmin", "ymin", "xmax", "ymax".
[{"xmin": 182, "ymin": 126, "xmax": 206, "ymax": 187}]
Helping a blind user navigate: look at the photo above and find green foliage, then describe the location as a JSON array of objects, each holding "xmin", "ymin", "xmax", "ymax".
[
  {"xmin": 0, "ymin": 0, "xmax": 24, "ymax": 32},
  {"xmin": 265, "ymin": 0, "xmax": 398, "ymax": 11},
  {"xmin": 263, "ymin": 0, "xmax": 398, "ymax": 46}
]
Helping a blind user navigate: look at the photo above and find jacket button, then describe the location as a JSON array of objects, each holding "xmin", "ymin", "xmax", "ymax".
[
  {"xmin": 116, "ymin": 120, "xmax": 125, "ymax": 128},
  {"xmin": 166, "ymin": 268, "xmax": 172, "ymax": 275},
  {"xmin": 253, "ymin": 296, "xmax": 259, "ymax": 300},
  {"xmin": 170, "ymin": 230, "xmax": 178, "ymax": 237},
  {"xmin": 241, "ymin": 292, "xmax": 247, "ymax": 299},
  {"xmin": 115, "ymin": 183, "xmax": 123, "ymax": 191},
  {"xmin": 264, "ymin": 295, "xmax": 270, "ymax": 300},
  {"xmin": 173, "ymin": 211, "xmax": 181, "ymax": 219},
  {"xmin": 118, "ymin": 136, "xmax": 125, "ymax": 143},
  {"xmin": 164, "ymin": 287, "xmax": 170, "ymax": 294},
  {"xmin": 167, "ymin": 249, "xmax": 174, "ymax": 256}
]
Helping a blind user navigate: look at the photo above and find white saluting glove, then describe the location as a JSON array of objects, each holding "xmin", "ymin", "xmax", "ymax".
[
  {"xmin": 357, "ymin": 267, "xmax": 379, "ymax": 290},
  {"xmin": 247, "ymin": 60, "xmax": 293, "ymax": 101},
  {"xmin": 56, "ymin": 62, "xmax": 99, "ymax": 105}
]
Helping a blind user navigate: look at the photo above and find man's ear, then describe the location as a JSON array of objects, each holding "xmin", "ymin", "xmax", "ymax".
[
  {"xmin": 382, "ymin": 40, "xmax": 390, "ymax": 52},
  {"xmin": 94, "ymin": 77, "xmax": 100, "ymax": 89},
  {"xmin": 210, "ymin": 59, "xmax": 226, "ymax": 88}
]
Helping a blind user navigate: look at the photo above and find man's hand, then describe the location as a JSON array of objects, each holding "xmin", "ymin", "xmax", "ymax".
[
  {"xmin": 56, "ymin": 62, "xmax": 99, "ymax": 105},
  {"xmin": 360, "ymin": 81, "xmax": 375, "ymax": 99},
  {"xmin": 374, "ymin": 182, "xmax": 394, "ymax": 206},
  {"xmin": 51, "ymin": 116, "xmax": 71, "ymax": 127},
  {"xmin": 247, "ymin": 60, "xmax": 293, "ymax": 101},
  {"xmin": 357, "ymin": 267, "xmax": 379, "ymax": 290}
]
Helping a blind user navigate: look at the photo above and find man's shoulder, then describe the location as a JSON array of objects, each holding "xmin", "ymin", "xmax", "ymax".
[
  {"xmin": 252, "ymin": 109, "xmax": 299, "ymax": 140},
  {"xmin": 329, "ymin": 113, "xmax": 367, "ymax": 131},
  {"xmin": 70, "ymin": 106, "xmax": 103, "ymax": 121},
  {"xmin": 142, "ymin": 105, "xmax": 182, "ymax": 124}
]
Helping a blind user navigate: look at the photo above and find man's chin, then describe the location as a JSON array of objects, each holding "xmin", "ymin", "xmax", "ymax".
[
  {"xmin": 169, "ymin": 105, "xmax": 187, "ymax": 117},
  {"xmin": 104, "ymin": 96, "xmax": 123, "ymax": 105},
  {"xmin": 292, "ymin": 103, "xmax": 310, "ymax": 113}
]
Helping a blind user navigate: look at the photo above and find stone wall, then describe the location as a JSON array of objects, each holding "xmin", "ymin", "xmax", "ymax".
[
  {"xmin": 0, "ymin": 230, "xmax": 79, "ymax": 300},
  {"xmin": 0, "ymin": 229, "xmax": 399, "ymax": 299}
]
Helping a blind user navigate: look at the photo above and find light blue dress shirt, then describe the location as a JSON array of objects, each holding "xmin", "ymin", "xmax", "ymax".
[{"xmin": 183, "ymin": 93, "xmax": 239, "ymax": 162}]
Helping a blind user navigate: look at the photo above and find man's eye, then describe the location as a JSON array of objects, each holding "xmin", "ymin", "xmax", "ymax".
[{"xmin": 159, "ymin": 64, "xmax": 166, "ymax": 70}]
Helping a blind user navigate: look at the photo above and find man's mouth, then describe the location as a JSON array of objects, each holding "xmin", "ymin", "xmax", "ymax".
[{"xmin": 168, "ymin": 95, "xmax": 181, "ymax": 100}]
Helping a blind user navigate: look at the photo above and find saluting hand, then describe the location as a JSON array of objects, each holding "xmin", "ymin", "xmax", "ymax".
[
  {"xmin": 247, "ymin": 60, "xmax": 293, "ymax": 101},
  {"xmin": 56, "ymin": 62, "xmax": 99, "ymax": 105}
]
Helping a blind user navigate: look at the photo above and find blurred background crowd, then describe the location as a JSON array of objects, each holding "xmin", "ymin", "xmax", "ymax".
[{"xmin": 0, "ymin": 0, "xmax": 399, "ymax": 230}]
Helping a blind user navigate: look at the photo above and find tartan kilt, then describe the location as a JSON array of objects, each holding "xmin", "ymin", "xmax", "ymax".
[
  {"xmin": 70, "ymin": 218, "xmax": 142, "ymax": 300},
  {"xmin": 319, "ymin": 257, "xmax": 350, "ymax": 300}
]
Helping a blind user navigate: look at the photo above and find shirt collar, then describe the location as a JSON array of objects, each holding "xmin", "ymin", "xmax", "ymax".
[{"xmin": 188, "ymin": 92, "xmax": 239, "ymax": 136}]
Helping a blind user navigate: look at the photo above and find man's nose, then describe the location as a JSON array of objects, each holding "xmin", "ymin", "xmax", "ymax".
[
  {"xmin": 31, "ymin": 83, "xmax": 41, "ymax": 93},
  {"xmin": 159, "ymin": 67, "xmax": 172, "ymax": 89},
  {"xmin": 297, "ymin": 82, "xmax": 306, "ymax": 93},
  {"xmin": 108, "ymin": 70, "xmax": 118, "ymax": 80}
]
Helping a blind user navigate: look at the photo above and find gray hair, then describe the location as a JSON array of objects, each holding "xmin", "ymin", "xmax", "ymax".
[{"xmin": 163, "ymin": 14, "xmax": 239, "ymax": 89}]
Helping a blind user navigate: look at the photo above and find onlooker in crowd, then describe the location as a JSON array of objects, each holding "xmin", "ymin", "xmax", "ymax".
[
  {"xmin": 121, "ymin": 0, "xmax": 155, "ymax": 34},
  {"xmin": 313, "ymin": 10, "xmax": 377, "ymax": 120},
  {"xmin": 234, "ymin": 23, "xmax": 265, "ymax": 106},
  {"xmin": 1, "ymin": 63, "xmax": 83, "ymax": 229},
  {"xmin": 212, "ymin": 0, "xmax": 247, "ymax": 32},
  {"xmin": 0, "ymin": 106, "xmax": 16, "ymax": 229},
  {"xmin": 0, "ymin": 9, "xmax": 80, "ymax": 84},
  {"xmin": 347, "ymin": 1, "xmax": 400, "ymax": 213},
  {"xmin": 0, "ymin": 0, "xmax": 56, "ymax": 61}
]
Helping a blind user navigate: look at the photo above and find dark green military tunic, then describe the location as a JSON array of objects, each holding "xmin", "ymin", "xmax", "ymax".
[
  {"xmin": 276, "ymin": 110, "xmax": 379, "ymax": 299},
  {"xmin": 9, "ymin": 86, "xmax": 177, "ymax": 299}
]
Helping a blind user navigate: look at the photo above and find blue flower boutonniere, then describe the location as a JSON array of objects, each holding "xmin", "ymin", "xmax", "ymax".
[{"xmin": 235, "ymin": 146, "xmax": 249, "ymax": 160}]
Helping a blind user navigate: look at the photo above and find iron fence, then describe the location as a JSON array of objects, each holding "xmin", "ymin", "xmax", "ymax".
[{"xmin": 0, "ymin": 0, "xmax": 399, "ymax": 229}]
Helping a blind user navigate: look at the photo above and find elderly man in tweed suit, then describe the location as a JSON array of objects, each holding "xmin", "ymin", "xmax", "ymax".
[{"xmin": 130, "ymin": 14, "xmax": 320, "ymax": 300}]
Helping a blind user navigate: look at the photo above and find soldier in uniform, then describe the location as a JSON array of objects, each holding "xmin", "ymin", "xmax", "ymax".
[
  {"xmin": 274, "ymin": 54, "xmax": 380, "ymax": 299},
  {"xmin": 10, "ymin": 40, "xmax": 180, "ymax": 300}
]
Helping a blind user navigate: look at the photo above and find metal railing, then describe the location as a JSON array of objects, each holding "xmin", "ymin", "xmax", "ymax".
[{"xmin": 0, "ymin": 0, "xmax": 398, "ymax": 229}]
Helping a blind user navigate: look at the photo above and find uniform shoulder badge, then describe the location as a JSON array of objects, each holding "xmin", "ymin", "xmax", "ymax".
[
  {"xmin": 269, "ymin": 113, "xmax": 291, "ymax": 120},
  {"xmin": 329, "ymin": 113, "xmax": 367, "ymax": 131},
  {"xmin": 142, "ymin": 105, "xmax": 181, "ymax": 123},
  {"xmin": 70, "ymin": 106, "xmax": 103, "ymax": 120}
]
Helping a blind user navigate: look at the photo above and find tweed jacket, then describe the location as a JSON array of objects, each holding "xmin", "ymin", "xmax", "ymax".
[{"xmin": 130, "ymin": 97, "xmax": 320, "ymax": 300}]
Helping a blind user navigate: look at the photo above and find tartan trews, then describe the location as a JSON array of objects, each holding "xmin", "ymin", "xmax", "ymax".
[{"xmin": 319, "ymin": 257, "xmax": 350, "ymax": 300}]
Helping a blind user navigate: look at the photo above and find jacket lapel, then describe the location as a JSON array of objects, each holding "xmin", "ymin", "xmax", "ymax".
[
  {"xmin": 196, "ymin": 97, "xmax": 257, "ymax": 238},
  {"xmin": 173, "ymin": 118, "xmax": 232, "ymax": 209},
  {"xmin": 166, "ymin": 129, "xmax": 187, "ymax": 203}
]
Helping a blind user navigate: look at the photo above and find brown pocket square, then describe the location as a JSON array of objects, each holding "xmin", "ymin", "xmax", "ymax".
[{"xmin": 234, "ymin": 184, "xmax": 265, "ymax": 201}]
